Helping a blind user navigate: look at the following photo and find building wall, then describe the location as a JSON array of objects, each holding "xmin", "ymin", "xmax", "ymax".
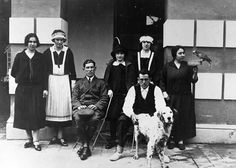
[
  {"xmin": 166, "ymin": 0, "xmax": 236, "ymax": 20},
  {"xmin": 11, "ymin": 0, "xmax": 65, "ymax": 18},
  {"xmin": 66, "ymin": 0, "xmax": 113, "ymax": 78},
  {"xmin": 166, "ymin": 0, "xmax": 236, "ymax": 125},
  {"xmin": 9, "ymin": 0, "xmax": 113, "ymax": 78},
  {"xmin": 9, "ymin": 0, "xmax": 236, "ymax": 125}
]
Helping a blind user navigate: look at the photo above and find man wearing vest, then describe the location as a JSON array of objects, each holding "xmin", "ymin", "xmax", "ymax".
[{"xmin": 109, "ymin": 69, "xmax": 166, "ymax": 161}]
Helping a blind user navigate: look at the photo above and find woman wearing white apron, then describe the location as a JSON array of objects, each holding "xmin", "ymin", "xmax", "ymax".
[{"xmin": 44, "ymin": 30, "xmax": 76, "ymax": 146}]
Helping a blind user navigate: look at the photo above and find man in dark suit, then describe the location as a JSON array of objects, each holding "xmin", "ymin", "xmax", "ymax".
[{"xmin": 72, "ymin": 59, "xmax": 108, "ymax": 160}]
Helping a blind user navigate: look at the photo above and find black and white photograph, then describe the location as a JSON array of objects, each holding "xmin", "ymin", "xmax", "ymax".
[{"xmin": 0, "ymin": 0, "xmax": 236, "ymax": 168}]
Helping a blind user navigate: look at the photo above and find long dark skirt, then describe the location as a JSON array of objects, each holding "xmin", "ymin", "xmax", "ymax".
[
  {"xmin": 14, "ymin": 84, "xmax": 46, "ymax": 130},
  {"xmin": 107, "ymin": 94, "xmax": 126, "ymax": 120},
  {"xmin": 169, "ymin": 94, "xmax": 196, "ymax": 141}
]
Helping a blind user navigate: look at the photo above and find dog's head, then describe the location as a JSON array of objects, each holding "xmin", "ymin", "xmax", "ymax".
[{"xmin": 157, "ymin": 106, "xmax": 176, "ymax": 126}]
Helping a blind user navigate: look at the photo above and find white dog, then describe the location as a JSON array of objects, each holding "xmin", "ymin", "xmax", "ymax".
[{"xmin": 133, "ymin": 106, "xmax": 174, "ymax": 168}]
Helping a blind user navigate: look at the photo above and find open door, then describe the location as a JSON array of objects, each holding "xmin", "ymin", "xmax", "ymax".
[{"xmin": 114, "ymin": 0, "xmax": 165, "ymax": 52}]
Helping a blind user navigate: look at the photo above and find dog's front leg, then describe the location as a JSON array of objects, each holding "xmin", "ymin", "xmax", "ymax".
[
  {"xmin": 146, "ymin": 140, "xmax": 154, "ymax": 168},
  {"xmin": 133, "ymin": 125, "xmax": 139, "ymax": 160},
  {"xmin": 159, "ymin": 148, "xmax": 169, "ymax": 168}
]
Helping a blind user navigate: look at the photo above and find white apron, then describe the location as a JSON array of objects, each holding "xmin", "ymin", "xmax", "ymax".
[{"xmin": 46, "ymin": 46, "xmax": 72, "ymax": 122}]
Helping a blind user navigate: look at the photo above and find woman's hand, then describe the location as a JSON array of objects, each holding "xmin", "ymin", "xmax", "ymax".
[
  {"xmin": 193, "ymin": 66, "xmax": 198, "ymax": 73},
  {"xmin": 192, "ymin": 66, "xmax": 198, "ymax": 80},
  {"xmin": 108, "ymin": 89, "xmax": 113, "ymax": 98},
  {"xmin": 43, "ymin": 90, "xmax": 48, "ymax": 98}
]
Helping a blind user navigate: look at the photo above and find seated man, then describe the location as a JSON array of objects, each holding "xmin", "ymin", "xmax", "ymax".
[
  {"xmin": 109, "ymin": 69, "xmax": 166, "ymax": 161},
  {"xmin": 72, "ymin": 59, "xmax": 108, "ymax": 160}
]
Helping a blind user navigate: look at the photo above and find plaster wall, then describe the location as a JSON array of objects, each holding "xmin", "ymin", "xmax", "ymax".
[
  {"xmin": 66, "ymin": 0, "xmax": 113, "ymax": 78},
  {"xmin": 166, "ymin": 0, "xmax": 236, "ymax": 125},
  {"xmin": 166, "ymin": 0, "xmax": 236, "ymax": 20},
  {"xmin": 11, "ymin": 0, "xmax": 66, "ymax": 18}
]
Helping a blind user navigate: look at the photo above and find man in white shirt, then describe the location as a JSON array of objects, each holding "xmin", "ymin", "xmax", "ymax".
[{"xmin": 110, "ymin": 69, "xmax": 166, "ymax": 161}]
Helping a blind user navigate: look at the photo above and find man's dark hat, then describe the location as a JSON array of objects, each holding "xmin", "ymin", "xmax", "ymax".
[{"xmin": 111, "ymin": 45, "xmax": 126, "ymax": 57}]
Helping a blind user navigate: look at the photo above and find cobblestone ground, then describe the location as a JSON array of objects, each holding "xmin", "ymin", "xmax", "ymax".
[{"xmin": 0, "ymin": 139, "xmax": 236, "ymax": 168}]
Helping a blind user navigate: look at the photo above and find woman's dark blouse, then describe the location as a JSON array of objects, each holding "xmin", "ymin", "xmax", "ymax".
[
  {"xmin": 160, "ymin": 61, "xmax": 198, "ymax": 95},
  {"xmin": 104, "ymin": 59, "xmax": 136, "ymax": 92},
  {"xmin": 43, "ymin": 47, "xmax": 76, "ymax": 80},
  {"xmin": 109, "ymin": 64, "xmax": 127, "ymax": 94},
  {"xmin": 11, "ymin": 50, "xmax": 46, "ymax": 89},
  {"xmin": 131, "ymin": 51, "xmax": 163, "ymax": 85},
  {"xmin": 140, "ymin": 58, "xmax": 149, "ymax": 71}
]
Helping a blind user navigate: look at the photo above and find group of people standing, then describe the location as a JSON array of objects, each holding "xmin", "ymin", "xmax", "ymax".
[{"xmin": 11, "ymin": 30, "xmax": 198, "ymax": 162}]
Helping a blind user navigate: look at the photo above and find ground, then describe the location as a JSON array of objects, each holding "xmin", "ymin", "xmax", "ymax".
[{"xmin": 0, "ymin": 137, "xmax": 236, "ymax": 168}]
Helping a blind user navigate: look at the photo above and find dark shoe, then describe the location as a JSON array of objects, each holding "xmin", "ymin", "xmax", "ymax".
[
  {"xmin": 77, "ymin": 146, "xmax": 84, "ymax": 156},
  {"xmin": 49, "ymin": 137, "xmax": 59, "ymax": 145},
  {"xmin": 86, "ymin": 147, "xmax": 91, "ymax": 157},
  {"xmin": 105, "ymin": 141, "xmax": 117, "ymax": 149},
  {"xmin": 59, "ymin": 138, "xmax": 68, "ymax": 146},
  {"xmin": 177, "ymin": 143, "xmax": 185, "ymax": 150},
  {"xmin": 80, "ymin": 147, "xmax": 90, "ymax": 160},
  {"xmin": 167, "ymin": 140, "xmax": 175, "ymax": 149},
  {"xmin": 34, "ymin": 144, "xmax": 41, "ymax": 151},
  {"xmin": 24, "ymin": 141, "xmax": 33, "ymax": 148}
]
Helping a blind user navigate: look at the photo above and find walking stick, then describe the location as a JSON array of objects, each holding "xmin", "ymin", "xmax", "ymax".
[{"xmin": 92, "ymin": 95, "xmax": 113, "ymax": 150}]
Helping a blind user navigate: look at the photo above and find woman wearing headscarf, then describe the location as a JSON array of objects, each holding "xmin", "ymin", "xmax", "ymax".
[
  {"xmin": 104, "ymin": 45, "xmax": 136, "ymax": 149},
  {"xmin": 160, "ymin": 45, "xmax": 198, "ymax": 150},
  {"xmin": 11, "ymin": 33, "xmax": 46, "ymax": 151},
  {"xmin": 44, "ymin": 29, "xmax": 76, "ymax": 146}
]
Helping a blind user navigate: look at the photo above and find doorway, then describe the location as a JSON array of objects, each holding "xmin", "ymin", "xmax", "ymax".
[{"xmin": 114, "ymin": 0, "xmax": 165, "ymax": 51}]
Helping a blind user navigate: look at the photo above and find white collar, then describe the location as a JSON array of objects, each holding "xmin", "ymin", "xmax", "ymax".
[
  {"xmin": 25, "ymin": 50, "xmax": 35, "ymax": 59},
  {"xmin": 112, "ymin": 61, "xmax": 126, "ymax": 66},
  {"xmin": 141, "ymin": 86, "xmax": 149, "ymax": 91},
  {"xmin": 140, "ymin": 50, "xmax": 151, "ymax": 58},
  {"xmin": 50, "ymin": 45, "xmax": 68, "ymax": 53},
  {"xmin": 174, "ymin": 61, "xmax": 181, "ymax": 69},
  {"xmin": 86, "ymin": 76, "xmax": 94, "ymax": 81}
]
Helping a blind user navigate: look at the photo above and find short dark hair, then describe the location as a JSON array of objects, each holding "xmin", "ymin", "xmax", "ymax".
[
  {"xmin": 83, "ymin": 59, "xmax": 96, "ymax": 68},
  {"xmin": 171, "ymin": 45, "xmax": 185, "ymax": 59},
  {"xmin": 24, "ymin": 33, "xmax": 40, "ymax": 47},
  {"xmin": 139, "ymin": 69, "xmax": 150, "ymax": 77},
  {"xmin": 111, "ymin": 50, "xmax": 126, "ymax": 60}
]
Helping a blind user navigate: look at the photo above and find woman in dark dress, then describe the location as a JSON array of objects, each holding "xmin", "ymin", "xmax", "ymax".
[
  {"xmin": 11, "ymin": 33, "xmax": 47, "ymax": 151},
  {"xmin": 131, "ymin": 35, "xmax": 163, "ymax": 85},
  {"xmin": 104, "ymin": 45, "xmax": 136, "ymax": 149},
  {"xmin": 160, "ymin": 45, "xmax": 198, "ymax": 150}
]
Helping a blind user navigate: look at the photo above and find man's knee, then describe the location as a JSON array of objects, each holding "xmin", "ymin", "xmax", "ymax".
[
  {"xmin": 74, "ymin": 116, "xmax": 87, "ymax": 129},
  {"xmin": 93, "ymin": 110, "xmax": 105, "ymax": 120},
  {"xmin": 90, "ymin": 110, "xmax": 103, "ymax": 122}
]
